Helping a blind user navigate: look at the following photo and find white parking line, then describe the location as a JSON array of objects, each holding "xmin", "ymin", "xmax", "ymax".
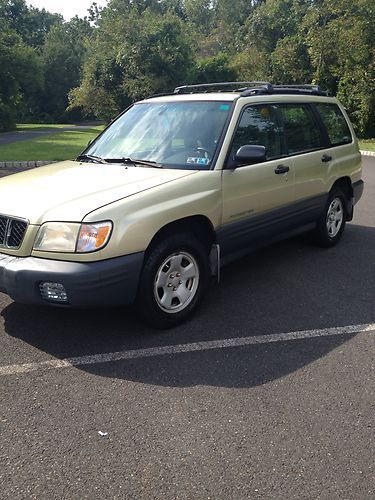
[{"xmin": 1, "ymin": 323, "xmax": 374, "ymax": 377}]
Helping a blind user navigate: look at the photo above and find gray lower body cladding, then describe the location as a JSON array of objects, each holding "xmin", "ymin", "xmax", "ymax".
[
  {"xmin": 218, "ymin": 194, "xmax": 328, "ymax": 262},
  {"xmin": 217, "ymin": 181, "xmax": 364, "ymax": 265},
  {"xmin": 0, "ymin": 251, "xmax": 144, "ymax": 307}
]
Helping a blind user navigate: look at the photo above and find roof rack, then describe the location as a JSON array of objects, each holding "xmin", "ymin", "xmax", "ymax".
[{"xmin": 172, "ymin": 82, "xmax": 327, "ymax": 97}]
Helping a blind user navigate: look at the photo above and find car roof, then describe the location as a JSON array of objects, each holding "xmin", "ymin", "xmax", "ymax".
[
  {"xmin": 141, "ymin": 93, "xmax": 239, "ymax": 103},
  {"xmin": 140, "ymin": 93, "xmax": 337, "ymax": 106}
]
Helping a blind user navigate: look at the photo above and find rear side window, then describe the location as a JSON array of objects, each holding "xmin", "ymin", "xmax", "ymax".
[
  {"xmin": 315, "ymin": 103, "xmax": 352, "ymax": 146},
  {"xmin": 278, "ymin": 104, "xmax": 324, "ymax": 154}
]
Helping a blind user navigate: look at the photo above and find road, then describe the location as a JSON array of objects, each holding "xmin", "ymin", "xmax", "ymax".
[{"xmin": 0, "ymin": 157, "xmax": 374, "ymax": 499}]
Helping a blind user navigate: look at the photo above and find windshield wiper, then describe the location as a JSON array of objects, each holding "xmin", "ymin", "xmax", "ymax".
[
  {"xmin": 77, "ymin": 155, "xmax": 163, "ymax": 168},
  {"xmin": 121, "ymin": 157, "xmax": 163, "ymax": 168},
  {"xmin": 76, "ymin": 154, "xmax": 108, "ymax": 164}
]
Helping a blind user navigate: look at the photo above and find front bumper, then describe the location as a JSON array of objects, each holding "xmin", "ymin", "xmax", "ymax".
[{"xmin": 0, "ymin": 252, "xmax": 144, "ymax": 307}]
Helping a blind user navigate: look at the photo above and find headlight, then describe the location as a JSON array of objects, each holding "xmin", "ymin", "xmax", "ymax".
[
  {"xmin": 34, "ymin": 222, "xmax": 80, "ymax": 252},
  {"xmin": 34, "ymin": 221, "xmax": 112, "ymax": 253}
]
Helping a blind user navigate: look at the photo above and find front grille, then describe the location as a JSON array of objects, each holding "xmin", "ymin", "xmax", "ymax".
[{"xmin": 0, "ymin": 215, "xmax": 28, "ymax": 249}]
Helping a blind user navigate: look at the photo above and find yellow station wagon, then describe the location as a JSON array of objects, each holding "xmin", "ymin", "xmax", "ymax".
[{"xmin": 0, "ymin": 82, "xmax": 364, "ymax": 327}]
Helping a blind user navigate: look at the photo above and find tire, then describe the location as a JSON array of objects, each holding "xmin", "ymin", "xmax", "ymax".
[
  {"xmin": 136, "ymin": 233, "xmax": 209, "ymax": 328},
  {"xmin": 313, "ymin": 188, "xmax": 347, "ymax": 247}
]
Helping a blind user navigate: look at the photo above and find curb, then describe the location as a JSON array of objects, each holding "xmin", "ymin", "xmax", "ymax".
[
  {"xmin": 0, "ymin": 160, "xmax": 58, "ymax": 169},
  {"xmin": 360, "ymin": 150, "xmax": 375, "ymax": 157}
]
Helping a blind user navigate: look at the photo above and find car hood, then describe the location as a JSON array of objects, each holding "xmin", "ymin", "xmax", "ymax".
[{"xmin": 0, "ymin": 160, "xmax": 197, "ymax": 224}]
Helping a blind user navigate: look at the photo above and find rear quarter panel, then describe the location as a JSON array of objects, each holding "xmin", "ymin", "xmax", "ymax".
[{"xmin": 329, "ymin": 102, "xmax": 362, "ymax": 187}]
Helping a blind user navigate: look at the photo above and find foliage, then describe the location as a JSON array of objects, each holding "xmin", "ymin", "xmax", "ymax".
[
  {"xmin": 41, "ymin": 17, "xmax": 92, "ymax": 121},
  {"xmin": 0, "ymin": 19, "xmax": 44, "ymax": 131},
  {"xmin": 0, "ymin": 0, "xmax": 64, "ymax": 129},
  {"xmin": 0, "ymin": 1, "xmax": 89, "ymax": 128},
  {"xmin": 69, "ymin": 4, "xmax": 194, "ymax": 121},
  {"xmin": 0, "ymin": 23, "xmax": 19, "ymax": 131},
  {"xmin": 0, "ymin": 0, "xmax": 374, "ymax": 136},
  {"xmin": 189, "ymin": 53, "xmax": 237, "ymax": 84},
  {"xmin": 0, "ymin": 0, "xmax": 63, "ymax": 49},
  {"xmin": 241, "ymin": 0, "xmax": 374, "ymax": 136}
]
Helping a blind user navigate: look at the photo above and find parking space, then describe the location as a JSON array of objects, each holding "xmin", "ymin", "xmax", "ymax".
[{"xmin": 0, "ymin": 157, "xmax": 374, "ymax": 499}]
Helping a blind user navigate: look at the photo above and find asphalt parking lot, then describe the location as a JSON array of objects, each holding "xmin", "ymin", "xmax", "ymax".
[{"xmin": 0, "ymin": 157, "xmax": 374, "ymax": 499}]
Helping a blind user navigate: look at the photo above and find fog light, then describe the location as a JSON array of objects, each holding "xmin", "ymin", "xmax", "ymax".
[{"xmin": 39, "ymin": 282, "xmax": 68, "ymax": 303}]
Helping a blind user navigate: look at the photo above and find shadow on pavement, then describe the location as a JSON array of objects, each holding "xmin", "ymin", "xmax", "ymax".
[{"xmin": 2, "ymin": 224, "xmax": 374, "ymax": 388}]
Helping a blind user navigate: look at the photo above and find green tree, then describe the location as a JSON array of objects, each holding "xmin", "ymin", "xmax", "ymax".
[
  {"xmin": 189, "ymin": 53, "xmax": 237, "ymax": 84},
  {"xmin": 41, "ymin": 17, "xmax": 92, "ymax": 121},
  {"xmin": 270, "ymin": 35, "xmax": 311, "ymax": 84},
  {"xmin": 0, "ymin": 0, "xmax": 63, "ymax": 49},
  {"xmin": 214, "ymin": 0, "xmax": 258, "ymax": 27},
  {"xmin": 0, "ymin": 19, "xmax": 44, "ymax": 130},
  {"xmin": 2, "ymin": 0, "xmax": 371, "ymax": 136},
  {"xmin": 69, "ymin": 4, "xmax": 193, "ymax": 121},
  {"xmin": 0, "ymin": 22, "xmax": 19, "ymax": 130},
  {"xmin": 239, "ymin": 0, "xmax": 374, "ymax": 136},
  {"xmin": 302, "ymin": 0, "xmax": 374, "ymax": 135},
  {"xmin": 230, "ymin": 47, "xmax": 269, "ymax": 81},
  {"xmin": 245, "ymin": 0, "xmax": 305, "ymax": 54},
  {"xmin": 183, "ymin": 0, "xmax": 214, "ymax": 32}
]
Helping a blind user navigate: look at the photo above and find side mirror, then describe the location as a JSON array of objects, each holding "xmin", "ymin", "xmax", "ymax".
[{"xmin": 234, "ymin": 145, "xmax": 266, "ymax": 167}]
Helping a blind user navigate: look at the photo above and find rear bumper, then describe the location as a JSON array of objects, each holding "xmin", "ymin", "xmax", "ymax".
[{"xmin": 0, "ymin": 252, "xmax": 144, "ymax": 307}]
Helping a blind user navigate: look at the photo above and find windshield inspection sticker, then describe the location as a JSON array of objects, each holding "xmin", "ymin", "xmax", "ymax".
[{"xmin": 187, "ymin": 157, "xmax": 210, "ymax": 165}]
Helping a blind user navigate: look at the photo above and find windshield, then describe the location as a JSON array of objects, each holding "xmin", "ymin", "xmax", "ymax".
[{"xmin": 84, "ymin": 101, "xmax": 232, "ymax": 170}]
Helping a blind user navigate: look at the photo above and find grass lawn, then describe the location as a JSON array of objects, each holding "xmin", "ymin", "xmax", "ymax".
[
  {"xmin": 16, "ymin": 124, "xmax": 72, "ymax": 132},
  {"xmin": 0, "ymin": 126, "xmax": 104, "ymax": 161},
  {"xmin": 359, "ymin": 139, "xmax": 375, "ymax": 152}
]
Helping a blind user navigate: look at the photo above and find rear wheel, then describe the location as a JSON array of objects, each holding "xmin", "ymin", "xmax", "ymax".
[
  {"xmin": 136, "ymin": 234, "xmax": 209, "ymax": 328},
  {"xmin": 313, "ymin": 188, "xmax": 347, "ymax": 247}
]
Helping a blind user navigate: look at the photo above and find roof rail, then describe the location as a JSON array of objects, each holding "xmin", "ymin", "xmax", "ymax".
[
  {"xmin": 273, "ymin": 84, "xmax": 326, "ymax": 96},
  {"xmin": 174, "ymin": 81, "xmax": 273, "ymax": 94}
]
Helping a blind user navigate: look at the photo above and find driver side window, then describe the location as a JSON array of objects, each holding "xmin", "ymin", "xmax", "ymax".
[{"xmin": 230, "ymin": 105, "xmax": 282, "ymax": 163}]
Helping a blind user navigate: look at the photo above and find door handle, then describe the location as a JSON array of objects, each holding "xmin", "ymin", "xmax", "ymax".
[
  {"xmin": 274, "ymin": 164, "xmax": 290, "ymax": 174},
  {"xmin": 321, "ymin": 154, "xmax": 332, "ymax": 163}
]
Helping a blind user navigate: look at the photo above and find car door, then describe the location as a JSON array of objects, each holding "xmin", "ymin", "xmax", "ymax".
[
  {"xmin": 277, "ymin": 103, "xmax": 330, "ymax": 205},
  {"xmin": 220, "ymin": 103, "xmax": 295, "ymax": 258}
]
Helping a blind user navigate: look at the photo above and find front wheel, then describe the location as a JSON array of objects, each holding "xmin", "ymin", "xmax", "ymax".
[
  {"xmin": 136, "ymin": 234, "xmax": 209, "ymax": 328},
  {"xmin": 313, "ymin": 188, "xmax": 347, "ymax": 247}
]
